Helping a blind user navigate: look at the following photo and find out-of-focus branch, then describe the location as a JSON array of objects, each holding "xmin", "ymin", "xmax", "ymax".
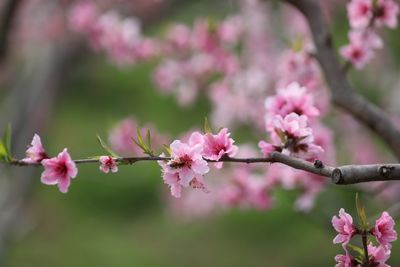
[
  {"xmin": 281, "ymin": 0, "xmax": 400, "ymax": 160},
  {"xmin": 0, "ymin": 0, "xmax": 23, "ymax": 63},
  {"xmin": 8, "ymin": 151, "xmax": 400, "ymax": 185}
]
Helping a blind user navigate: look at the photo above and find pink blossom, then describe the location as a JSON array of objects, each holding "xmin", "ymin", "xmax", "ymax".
[
  {"xmin": 203, "ymin": 128, "xmax": 238, "ymax": 168},
  {"xmin": 99, "ymin": 156, "xmax": 118, "ymax": 173},
  {"xmin": 368, "ymin": 244, "xmax": 391, "ymax": 267},
  {"xmin": 188, "ymin": 131, "xmax": 204, "ymax": 146},
  {"xmin": 265, "ymin": 82, "xmax": 320, "ymax": 122},
  {"xmin": 22, "ymin": 134, "xmax": 48, "ymax": 163},
  {"xmin": 191, "ymin": 19, "xmax": 218, "ymax": 53},
  {"xmin": 269, "ymin": 113, "xmax": 323, "ymax": 159},
  {"xmin": 153, "ymin": 59, "xmax": 182, "ymax": 92},
  {"xmin": 159, "ymin": 134, "xmax": 210, "ymax": 198},
  {"xmin": 332, "ymin": 208, "xmax": 356, "ymax": 246},
  {"xmin": 347, "ymin": 0, "xmax": 373, "ymax": 29},
  {"xmin": 109, "ymin": 118, "xmax": 140, "ymax": 155},
  {"xmin": 165, "ymin": 24, "xmax": 192, "ymax": 52},
  {"xmin": 68, "ymin": 1, "xmax": 98, "ymax": 34},
  {"xmin": 334, "ymin": 253, "xmax": 354, "ymax": 267},
  {"xmin": 349, "ymin": 29, "xmax": 383, "ymax": 50},
  {"xmin": 217, "ymin": 16, "xmax": 244, "ymax": 44},
  {"xmin": 373, "ymin": 211, "xmax": 397, "ymax": 248},
  {"xmin": 41, "ymin": 149, "xmax": 78, "ymax": 193},
  {"xmin": 258, "ymin": 141, "xmax": 278, "ymax": 157},
  {"xmin": 109, "ymin": 118, "xmax": 169, "ymax": 156},
  {"xmin": 340, "ymin": 41, "xmax": 373, "ymax": 70},
  {"xmin": 219, "ymin": 168, "xmax": 272, "ymax": 210},
  {"xmin": 266, "ymin": 164, "xmax": 326, "ymax": 212},
  {"xmin": 277, "ymin": 51, "xmax": 321, "ymax": 91},
  {"xmin": 375, "ymin": 0, "xmax": 399, "ymax": 29}
]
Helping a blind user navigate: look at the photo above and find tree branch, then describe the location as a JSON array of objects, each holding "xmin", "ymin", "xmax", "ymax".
[
  {"xmin": 282, "ymin": 0, "xmax": 400, "ymax": 160},
  {"xmin": 7, "ymin": 152, "xmax": 400, "ymax": 185},
  {"xmin": 0, "ymin": 0, "xmax": 23, "ymax": 63}
]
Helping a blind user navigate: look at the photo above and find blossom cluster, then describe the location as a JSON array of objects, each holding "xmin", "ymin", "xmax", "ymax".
[
  {"xmin": 68, "ymin": 1, "xmax": 157, "ymax": 66},
  {"xmin": 153, "ymin": 17, "xmax": 243, "ymax": 106},
  {"xmin": 23, "ymin": 134, "xmax": 77, "ymax": 193},
  {"xmin": 258, "ymin": 82, "xmax": 323, "ymax": 161},
  {"xmin": 332, "ymin": 208, "xmax": 397, "ymax": 266},
  {"xmin": 340, "ymin": 0, "xmax": 399, "ymax": 69},
  {"xmin": 22, "ymin": 134, "xmax": 123, "ymax": 193},
  {"xmin": 65, "ymin": 0, "xmax": 341, "ymax": 213},
  {"xmin": 158, "ymin": 129, "xmax": 238, "ymax": 198}
]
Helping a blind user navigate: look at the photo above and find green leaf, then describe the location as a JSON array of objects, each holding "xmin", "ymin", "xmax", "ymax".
[
  {"xmin": 356, "ymin": 193, "xmax": 369, "ymax": 230},
  {"xmin": 133, "ymin": 129, "xmax": 155, "ymax": 156},
  {"xmin": 0, "ymin": 140, "xmax": 7, "ymax": 161},
  {"xmin": 132, "ymin": 137, "xmax": 145, "ymax": 151},
  {"xmin": 96, "ymin": 135, "xmax": 119, "ymax": 157},
  {"xmin": 146, "ymin": 129, "xmax": 150, "ymax": 147},
  {"xmin": 4, "ymin": 124, "xmax": 11, "ymax": 156},
  {"xmin": 163, "ymin": 144, "xmax": 171, "ymax": 157},
  {"xmin": 136, "ymin": 129, "xmax": 146, "ymax": 148},
  {"xmin": 204, "ymin": 117, "xmax": 212, "ymax": 134},
  {"xmin": 348, "ymin": 244, "xmax": 364, "ymax": 257}
]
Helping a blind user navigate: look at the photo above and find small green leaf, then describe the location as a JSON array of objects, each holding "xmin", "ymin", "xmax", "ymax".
[
  {"xmin": 163, "ymin": 144, "xmax": 171, "ymax": 157},
  {"xmin": 146, "ymin": 129, "xmax": 152, "ymax": 151},
  {"xmin": 136, "ymin": 129, "xmax": 146, "ymax": 148},
  {"xmin": 356, "ymin": 193, "xmax": 369, "ymax": 230},
  {"xmin": 0, "ymin": 140, "xmax": 7, "ymax": 161},
  {"xmin": 132, "ymin": 137, "xmax": 145, "ymax": 150},
  {"xmin": 4, "ymin": 124, "xmax": 11, "ymax": 156},
  {"xmin": 348, "ymin": 244, "xmax": 364, "ymax": 257},
  {"xmin": 96, "ymin": 134, "xmax": 119, "ymax": 157},
  {"xmin": 204, "ymin": 117, "xmax": 212, "ymax": 134}
]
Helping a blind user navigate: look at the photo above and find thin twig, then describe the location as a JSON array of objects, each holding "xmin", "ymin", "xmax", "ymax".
[{"xmin": 7, "ymin": 152, "xmax": 400, "ymax": 185}]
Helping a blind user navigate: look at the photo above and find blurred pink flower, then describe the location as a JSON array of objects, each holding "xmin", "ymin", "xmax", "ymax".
[
  {"xmin": 22, "ymin": 134, "xmax": 48, "ymax": 163},
  {"xmin": 332, "ymin": 208, "xmax": 356, "ymax": 247},
  {"xmin": 277, "ymin": 51, "xmax": 321, "ymax": 91},
  {"xmin": 203, "ymin": 128, "xmax": 238, "ymax": 168},
  {"xmin": 347, "ymin": 0, "xmax": 373, "ymax": 29},
  {"xmin": 99, "ymin": 156, "xmax": 118, "ymax": 173},
  {"xmin": 265, "ymin": 82, "xmax": 320, "ymax": 122},
  {"xmin": 375, "ymin": 0, "xmax": 399, "ymax": 29},
  {"xmin": 368, "ymin": 244, "xmax": 391, "ymax": 267},
  {"xmin": 41, "ymin": 149, "xmax": 78, "ymax": 193},
  {"xmin": 219, "ymin": 168, "xmax": 272, "ymax": 210},
  {"xmin": 349, "ymin": 29, "xmax": 383, "ymax": 50},
  {"xmin": 258, "ymin": 141, "xmax": 278, "ymax": 157},
  {"xmin": 373, "ymin": 211, "xmax": 397, "ymax": 248},
  {"xmin": 334, "ymin": 253, "xmax": 354, "ymax": 267},
  {"xmin": 340, "ymin": 41, "xmax": 373, "ymax": 70},
  {"xmin": 217, "ymin": 16, "xmax": 244, "ymax": 44},
  {"xmin": 68, "ymin": 1, "xmax": 98, "ymax": 34}
]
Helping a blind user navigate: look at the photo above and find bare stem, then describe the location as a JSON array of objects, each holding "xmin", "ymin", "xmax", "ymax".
[{"xmin": 362, "ymin": 231, "xmax": 370, "ymax": 267}]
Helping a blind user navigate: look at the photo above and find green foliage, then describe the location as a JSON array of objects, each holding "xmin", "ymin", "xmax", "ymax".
[
  {"xmin": 96, "ymin": 134, "xmax": 119, "ymax": 157},
  {"xmin": 356, "ymin": 193, "xmax": 370, "ymax": 231},
  {"xmin": 132, "ymin": 129, "xmax": 154, "ymax": 156},
  {"xmin": 204, "ymin": 117, "xmax": 212, "ymax": 134},
  {"xmin": 0, "ymin": 124, "xmax": 13, "ymax": 162}
]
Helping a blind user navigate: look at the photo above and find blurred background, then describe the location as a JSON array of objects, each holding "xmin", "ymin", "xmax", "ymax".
[{"xmin": 0, "ymin": 0, "xmax": 400, "ymax": 266}]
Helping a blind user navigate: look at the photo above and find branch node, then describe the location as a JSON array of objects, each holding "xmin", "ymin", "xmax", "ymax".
[
  {"xmin": 313, "ymin": 159, "xmax": 324, "ymax": 169},
  {"xmin": 378, "ymin": 165, "xmax": 395, "ymax": 178},
  {"xmin": 332, "ymin": 168, "xmax": 343, "ymax": 184}
]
